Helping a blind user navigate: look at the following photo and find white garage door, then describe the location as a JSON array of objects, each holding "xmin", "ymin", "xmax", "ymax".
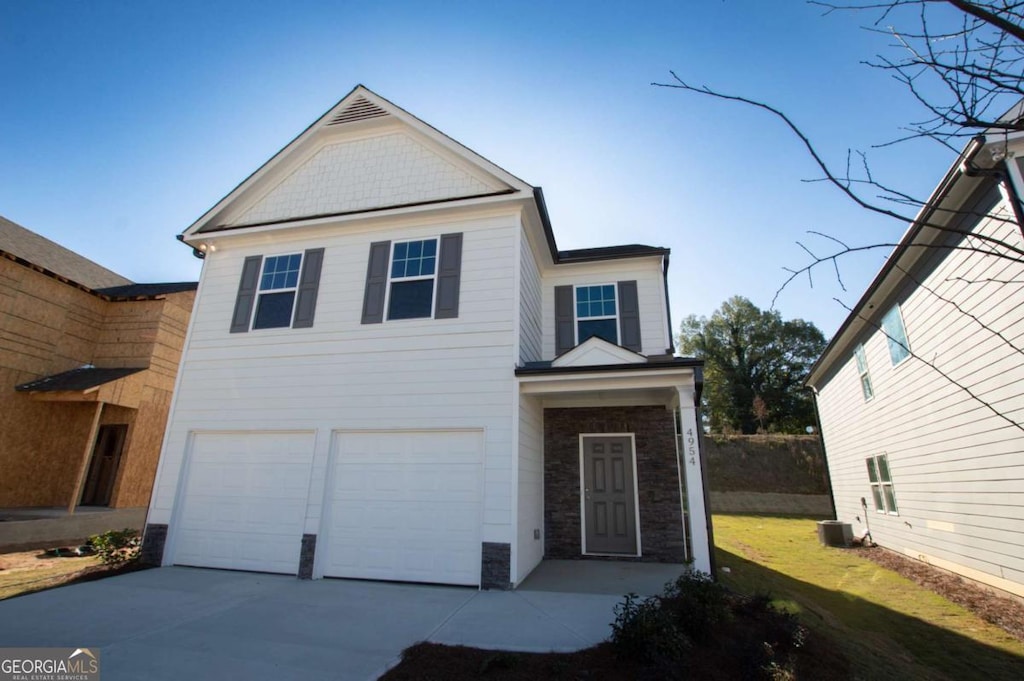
[
  {"xmin": 322, "ymin": 430, "xmax": 482, "ymax": 586},
  {"xmin": 172, "ymin": 432, "xmax": 314, "ymax": 574}
]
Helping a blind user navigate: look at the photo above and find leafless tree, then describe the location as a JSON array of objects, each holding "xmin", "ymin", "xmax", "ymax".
[{"xmin": 656, "ymin": 1, "xmax": 1024, "ymax": 431}]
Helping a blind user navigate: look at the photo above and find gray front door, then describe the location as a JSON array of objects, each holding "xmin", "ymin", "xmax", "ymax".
[{"xmin": 582, "ymin": 436, "xmax": 637, "ymax": 555}]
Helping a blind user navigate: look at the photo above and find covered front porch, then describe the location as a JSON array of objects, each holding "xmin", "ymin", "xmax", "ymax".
[{"xmin": 514, "ymin": 348, "xmax": 714, "ymax": 587}]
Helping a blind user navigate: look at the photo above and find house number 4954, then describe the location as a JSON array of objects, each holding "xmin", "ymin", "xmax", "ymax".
[{"xmin": 686, "ymin": 428, "xmax": 697, "ymax": 466}]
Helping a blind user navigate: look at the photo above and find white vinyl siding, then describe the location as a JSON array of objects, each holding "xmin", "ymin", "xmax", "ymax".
[
  {"xmin": 150, "ymin": 210, "xmax": 520, "ymax": 555},
  {"xmin": 542, "ymin": 259, "xmax": 666, "ymax": 360},
  {"xmin": 815, "ymin": 195, "xmax": 1024, "ymax": 595},
  {"xmin": 516, "ymin": 394, "xmax": 544, "ymax": 584},
  {"xmin": 519, "ymin": 231, "xmax": 542, "ymax": 364}
]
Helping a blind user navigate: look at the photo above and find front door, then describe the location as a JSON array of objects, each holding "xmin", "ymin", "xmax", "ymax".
[
  {"xmin": 80, "ymin": 424, "xmax": 128, "ymax": 507},
  {"xmin": 582, "ymin": 435, "xmax": 638, "ymax": 555}
]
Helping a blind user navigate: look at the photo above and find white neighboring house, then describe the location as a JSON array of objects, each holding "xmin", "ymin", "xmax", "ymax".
[
  {"xmin": 143, "ymin": 85, "xmax": 714, "ymax": 588},
  {"xmin": 807, "ymin": 132, "xmax": 1024, "ymax": 598}
]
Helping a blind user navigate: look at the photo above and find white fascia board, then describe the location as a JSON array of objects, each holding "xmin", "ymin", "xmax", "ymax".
[
  {"xmin": 518, "ymin": 367, "xmax": 696, "ymax": 394},
  {"xmin": 183, "ymin": 193, "xmax": 531, "ymax": 248}
]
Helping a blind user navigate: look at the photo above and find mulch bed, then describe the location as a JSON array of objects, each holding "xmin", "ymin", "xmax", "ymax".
[{"xmin": 852, "ymin": 545, "xmax": 1024, "ymax": 642}]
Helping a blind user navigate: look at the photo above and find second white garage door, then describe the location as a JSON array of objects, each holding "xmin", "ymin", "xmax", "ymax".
[{"xmin": 320, "ymin": 430, "xmax": 483, "ymax": 586}]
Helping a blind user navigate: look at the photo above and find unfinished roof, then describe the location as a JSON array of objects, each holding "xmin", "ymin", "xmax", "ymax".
[{"xmin": 0, "ymin": 215, "xmax": 132, "ymax": 289}]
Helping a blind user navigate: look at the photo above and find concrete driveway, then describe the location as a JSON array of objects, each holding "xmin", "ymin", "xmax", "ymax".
[{"xmin": 0, "ymin": 562, "xmax": 683, "ymax": 681}]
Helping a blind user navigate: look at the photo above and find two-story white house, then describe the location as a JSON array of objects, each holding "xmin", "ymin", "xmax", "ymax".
[
  {"xmin": 807, "ymin": 130, "xmax": 1024, "ymax": 598},
  {"xmin": 143, "ymin": 86, "xmax": 713, "ymax": 589}
]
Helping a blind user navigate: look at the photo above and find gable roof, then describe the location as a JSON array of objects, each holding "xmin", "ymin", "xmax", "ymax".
[
  {"xmin": 0, "ymin": 215, "xmax": 132, "ymax": 289},
  {"xmin": 552, "ymin": 336, "xmax": 648, "ymax": 368},
  {"xmin": 184, "ymin": 85, "xmax": 533, "ymax": 237}
]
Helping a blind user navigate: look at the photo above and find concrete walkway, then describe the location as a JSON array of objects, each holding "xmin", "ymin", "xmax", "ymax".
[{"xmin": 0, "ymin": 562, "xmax": 683, "ymax": 681}]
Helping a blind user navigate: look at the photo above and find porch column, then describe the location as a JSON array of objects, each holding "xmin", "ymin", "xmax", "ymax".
[{"xmin": 676, "ymin": 386, "xmax": 712, "ymax": 574}]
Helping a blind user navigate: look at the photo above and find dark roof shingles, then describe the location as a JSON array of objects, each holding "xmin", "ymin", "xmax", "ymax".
[{"xmin": 15, "ymin": 366, "xmax": 145, "ymax": 393}]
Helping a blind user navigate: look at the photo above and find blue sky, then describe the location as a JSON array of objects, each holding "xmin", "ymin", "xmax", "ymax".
[{"xmin": 0, "ymin": 0, "xmax": 958, "ymax": 337}]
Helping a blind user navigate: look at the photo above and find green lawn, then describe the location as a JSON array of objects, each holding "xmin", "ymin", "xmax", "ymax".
[{"xmin": 714, "ymin": 514, "xmax": 1024, "ymax": 681}]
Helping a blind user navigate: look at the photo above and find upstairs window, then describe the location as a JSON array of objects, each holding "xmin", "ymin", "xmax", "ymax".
[
  {"xmin": 866, "ymin": 454, "xmax": 898, "ymax": 515},
  {"xmin": 253, "ymin": 254, "xmax": 302, "ymax": 329},
  {"xmin": 361, "ymin": 234, "xmax": 462, "ymax": 325},
  {"xmin": 230, "ymin": 249, "xmax": 324, "ymax": 333},
  {"xmin": 854, "ymin": 343, "xmax": 873, "ymax": 401},
  {"xmin": 387, "ymin": 239, "xmax": 437, "ymax": 320},
  {"xmin": 576, "ymin": 284, "xmax": 618, "ymax": 344},
  {"xmin": 881, "ymin": 305, "xmax": 911, "ymax": 366}
]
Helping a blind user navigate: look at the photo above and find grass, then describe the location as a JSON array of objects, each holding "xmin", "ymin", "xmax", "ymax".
[
  {"xmin": 714, "ymin": 514, "xmax": 1024, "ymax": 680},
  {"xmin": 0, "ymin": 552, "xmax": 102, "ymax": 600}
]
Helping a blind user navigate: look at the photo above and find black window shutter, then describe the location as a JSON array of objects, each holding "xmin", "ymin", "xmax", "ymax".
[
  {"xmin": 434, "ymin": 233, "xmax": 463, "ymax": 319},
  {"xmin": 230, "ymin": 255, "xmax": 263, "ymax": 333},
  {"xmin": 554, "ymin": 285, "xmax": 574, "ymax": 355},
  {"xmin": 361, "ymin": 241, "xmax": 391, "ymax": 324},
  {"xmin": 293, "ymin": 248, "xmax": 324, "ymax": 329},
  {"xmin": 618, "ymin": 280, "xmax": 642, "ymax": 352}
]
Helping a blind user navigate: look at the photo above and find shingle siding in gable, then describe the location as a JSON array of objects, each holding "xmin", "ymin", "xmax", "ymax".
[
  {"xmin": 233, "ymin": 133, "xmax": 496, "ymax": 226},
  {"xmin": 816, "ymin": 196, "xmax": 1024, "ymax": 595}
]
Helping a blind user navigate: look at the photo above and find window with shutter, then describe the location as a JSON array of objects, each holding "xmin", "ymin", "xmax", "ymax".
[{"xmin": 230, "ymin": 248, "xmax": 324, "ymax": 332}]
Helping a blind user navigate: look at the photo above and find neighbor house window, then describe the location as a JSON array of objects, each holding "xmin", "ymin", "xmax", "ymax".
[
  {"xmin": 881, "ymin": 305, "xmax": 911, "ymax": 365},
  {"xmin": 387, "ymin": 238, "xmax": 437, "ymax": 320},
  {"xmin": 575, "ymin": 284, "xmax": 618, "ymax": 344},
  {"xmin": 253, "ymin": 253, "xmax": 302, "ymax": 329},
  {"xmin": 866, "ymin": 454, "xmax": 898, "ymax": 514},
  {"xmin": 854, "ymin": 343, "xmax": 873, "ymax": 401}
]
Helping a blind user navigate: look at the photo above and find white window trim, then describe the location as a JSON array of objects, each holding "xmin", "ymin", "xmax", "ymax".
[
  {"xmin": 383, "ymin": 236, "xmax": 439, "ymax": 322},
  {"xmin": 867, "ymin": 454, "xmax": 899, "ymax": 516},
  {"xmin": 578, "ymin": 433, "xmax": 642, "ymax": 558},
  {"xmin": 854, "ymin": 343, "xmax": 874, "ymax": 402},
  {"xmin": 573, "ymin": 283, "xmax": 620, "ymax": 346},
  {"xmin": 882, "ymin": 304, "xmax": 912, "ymax": 367},
  {"xmin": 253, "ymin": 251, "xmax": 302, "ymax": 330}
]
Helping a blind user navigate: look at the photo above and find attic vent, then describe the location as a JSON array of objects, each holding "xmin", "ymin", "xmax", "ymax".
[{"xmin": 326, "ymin": 96, "xmax": 390, "ymax": 126}]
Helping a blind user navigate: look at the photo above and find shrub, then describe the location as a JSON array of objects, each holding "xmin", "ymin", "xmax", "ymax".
[
  {"xmin": 611, "ymin": 593, "xmax": 690, "ymax": 667},
  {"xmin": 611, "ymin": 572, "xmax": 809, "ymax": 680},
  {"xmin": 89, "ymin": 528, "xmax": 141, "ymax": 564}
]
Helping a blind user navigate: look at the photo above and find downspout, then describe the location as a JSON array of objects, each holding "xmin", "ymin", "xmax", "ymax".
[
  {"xmin": 662, "ymin": 253, "xmax": 675, "ymax": 354},
  {"xmin": 807, "ymin": 386, "xmax": 837, "ymax": 521},
  {"xmin": 998, "ymin": 159, "xmax": 1024, "ymax": 238}
]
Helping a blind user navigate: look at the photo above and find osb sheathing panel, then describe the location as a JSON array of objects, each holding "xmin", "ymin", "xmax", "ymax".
[
  {"xmin": 1, "ymin": 262, "xmax": 195, "ymax": 509},
  {"xmin": 0, "ymin": 260, "xmax": 106, "ymax": 378},
  {"xmin": 0, "ymin": 373, "xmax": 98, "ymax": 507},
  {"xmin": 94, "ymin": 299, "xmax": 163, "ymax": 369},
  {"xmin": 108, "ymin": 389, "xmax": 172, "ymax": 508}
]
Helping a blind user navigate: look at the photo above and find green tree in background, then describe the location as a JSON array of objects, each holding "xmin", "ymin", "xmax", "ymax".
[{"xmin": 678, "ymin": 297, "xmax": 827, "ymax": 434}]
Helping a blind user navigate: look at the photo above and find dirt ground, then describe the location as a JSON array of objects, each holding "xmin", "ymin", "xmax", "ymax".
[{"xmin": 853, "ymin": 545, "xmax": 1024, "ymax": 643}]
